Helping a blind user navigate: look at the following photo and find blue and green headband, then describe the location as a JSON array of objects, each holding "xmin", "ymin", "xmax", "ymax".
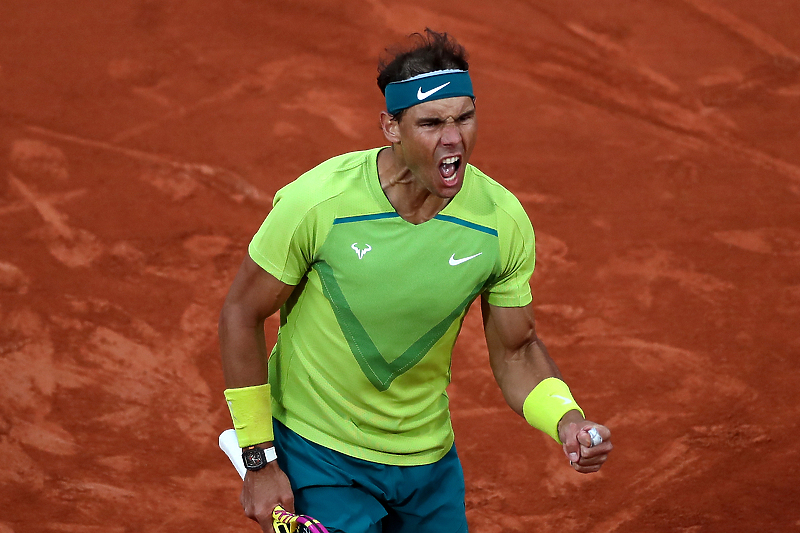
[{"xmin": 384, "ymin": 69, "xmax": 474, "ymax": 115}]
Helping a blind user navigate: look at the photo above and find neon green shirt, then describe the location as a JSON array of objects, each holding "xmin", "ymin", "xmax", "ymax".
[{"xmin": 249, "ymin": 148, "xmax": 535, "ymax": 465}]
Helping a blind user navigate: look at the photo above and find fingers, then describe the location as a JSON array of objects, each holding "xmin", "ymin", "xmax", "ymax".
[
  {"xmin": 247, "ymin": 504, "xmax": 281, "ymax": 533},
  {"xmin": 240, "ymin": 464, "xmax": 295, "ymax": 530},
  {"xmin": 577, "ymin": 424, "xmax": 611, "ymax": 447},
  {"xmin": 276, "ymin": 496, "xmax": 295, "ymax": 514},
  {"xmin": 568, "ymin": 423, "xmax": 613, "ymax": 473},
  {"xmin": 242, "ymin": 501, "xmax": 276, "ymax": 533},
  {"xmin": 241, "ymin": 491, "xmax": 295, "ymax": 532},
  {"xmin": 561, "ymin": 422, "xmax": 582, "ymax": 464},
  {"xmin": 570, "ymin": 460, "xmax": 604, "ymax": 473},
  {"xmin": 576, "ymin": 426, "xmax": 594, "ymax": 448},
  {"xmin": 572, "ymin": 442, "xmax": 612, "ymax": 470}
]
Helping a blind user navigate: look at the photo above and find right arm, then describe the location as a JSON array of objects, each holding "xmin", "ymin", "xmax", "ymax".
[
  {"xmin": 219, "ymin": 254, "xmax": 296, "ymax": 532},
  {"xmin": 219, "ymin": 254, "xmax": 295, "ymax": 388}
]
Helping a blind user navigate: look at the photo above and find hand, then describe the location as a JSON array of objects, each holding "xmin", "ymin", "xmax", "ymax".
[
  {"xmin": 241, "ymin": 461, "xmax": 294, "ymax": 532},
  {"xmin": 559, "ymin": 413, "xmax": 613, "ymax": 474}
]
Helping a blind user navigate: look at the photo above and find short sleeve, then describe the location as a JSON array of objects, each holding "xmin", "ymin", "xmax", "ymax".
[
  {"xmin": 483, "ymin": 199, "xmax": 535, "ymax": 307},
  {"xmin": 248, "ymin": 183, "xmax": 319, "ymax": 286}
]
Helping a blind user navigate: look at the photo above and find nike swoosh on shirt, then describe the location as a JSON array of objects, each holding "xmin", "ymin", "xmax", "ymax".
[
  {"xmin": 449, "ymin": 252, "xmax": 482, "ymax": 266},
  {"xmin": 417, "ymin": 82, "xmax": 451, "ymax": 100}
]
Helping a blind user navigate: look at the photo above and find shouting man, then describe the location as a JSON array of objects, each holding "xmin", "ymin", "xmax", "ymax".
[{"xmin": 219, "ymin": 29, "xmax": 613, "ymax": 533}]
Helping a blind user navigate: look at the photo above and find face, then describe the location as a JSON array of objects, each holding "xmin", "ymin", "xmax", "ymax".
[{"xmin": 383, "ymin": 96, "xmax": 477, "ymax": 198}]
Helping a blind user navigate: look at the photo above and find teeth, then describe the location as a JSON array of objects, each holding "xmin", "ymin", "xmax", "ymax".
[{"xmin": 442, "ymin": 156, "xmax": 459, "ymax": 164}]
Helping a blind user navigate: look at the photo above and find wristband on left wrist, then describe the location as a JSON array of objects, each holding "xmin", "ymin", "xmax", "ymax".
[{"xmin": 522, "ymin": 377, "xmax": 584, "ymax": 444}]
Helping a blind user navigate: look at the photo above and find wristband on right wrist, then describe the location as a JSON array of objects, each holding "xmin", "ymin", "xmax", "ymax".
[
  {"xmin": 522, "ymin": 377, "xmax": 584, "ymax": 444},
  {"xmin": 224, "ymin": 383, "xmax": 274, "ymax": 447}
]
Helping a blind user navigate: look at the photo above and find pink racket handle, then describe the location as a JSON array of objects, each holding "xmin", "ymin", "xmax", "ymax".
[{"xmin": 273, "ymin": 504, "xmax": 330, "ymax": 533}]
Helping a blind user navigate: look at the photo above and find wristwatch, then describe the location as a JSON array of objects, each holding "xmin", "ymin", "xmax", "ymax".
[{"xmin": 242, "ymin": 445, "xmax": 278, "ymax": 471}]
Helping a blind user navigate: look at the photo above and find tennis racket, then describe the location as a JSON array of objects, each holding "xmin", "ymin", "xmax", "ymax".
[{"xmin": 218, "ymin": 429, "xmax": 330, "ymax": 533}]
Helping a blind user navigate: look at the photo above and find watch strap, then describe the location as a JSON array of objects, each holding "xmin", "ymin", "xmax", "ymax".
[{"xmin": 262, "ymin": 446, "xmax": 277, "ymax": 463}]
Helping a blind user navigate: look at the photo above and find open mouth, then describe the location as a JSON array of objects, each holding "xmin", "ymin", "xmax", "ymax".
[{"xmin": 439, "ymin": 156, "xmax": 462, "ymax": 184}]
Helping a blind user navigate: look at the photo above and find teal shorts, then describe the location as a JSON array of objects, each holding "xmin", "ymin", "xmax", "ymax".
[{"xmin": 273, "ymin": 420, "xmax": 468, "ymax": 533}]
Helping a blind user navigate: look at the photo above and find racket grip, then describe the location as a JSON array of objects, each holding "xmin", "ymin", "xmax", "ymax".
[{"xmin": 219, "ymin": 431, "xmax": 306, "ymax": 532}]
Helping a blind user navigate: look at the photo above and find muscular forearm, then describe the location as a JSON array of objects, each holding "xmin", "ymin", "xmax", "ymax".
[
  {"xmin": 491, "ymin": 337, "xmax": 563, "ymax": 416},
  {"xmin": 482, "ymin": 302, "xmax": 608, "ymax": 468},
  {"xmin": 219, "ymin": 302, "xmax": 270, "ymax": 388}
]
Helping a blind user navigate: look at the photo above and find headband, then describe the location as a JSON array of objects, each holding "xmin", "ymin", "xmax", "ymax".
[{"xmin": 384, "ymin": 69, "xmax": 474, "ymax": 115}]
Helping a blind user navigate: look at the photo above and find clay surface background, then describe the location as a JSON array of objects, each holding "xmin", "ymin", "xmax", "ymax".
[{"xmin": 1, "ymin": 1, "xmax": 799, "ymax": 532}]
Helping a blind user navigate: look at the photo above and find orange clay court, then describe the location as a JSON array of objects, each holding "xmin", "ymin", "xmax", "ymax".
[{"xmin": 1, "ymin": 1, "xmax": 799, "ymax": 532}]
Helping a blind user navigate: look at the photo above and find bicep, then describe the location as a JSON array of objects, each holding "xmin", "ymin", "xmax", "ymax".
[
  {"xmin": 222, "ymin": 254, "xmax": 296, "ymax": 325},
  {"xmin": 481, "ymin": 297, "xmax": 537, "ymax": 361}
]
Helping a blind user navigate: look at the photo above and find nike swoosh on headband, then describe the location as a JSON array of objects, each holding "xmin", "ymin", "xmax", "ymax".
[{"xmin": 417, "ymin": 82, "xmax": 451, "ymax": 100}]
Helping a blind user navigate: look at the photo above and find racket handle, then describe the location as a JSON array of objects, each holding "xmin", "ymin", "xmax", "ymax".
[{"xmin": 218, "ymin": 431, "xmax": 329, "ymax": 533}]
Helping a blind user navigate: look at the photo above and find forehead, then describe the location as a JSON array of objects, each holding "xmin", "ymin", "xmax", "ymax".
[{"xmin": 403, "ymin": 96, "xmax": 476, "ymax": 120}]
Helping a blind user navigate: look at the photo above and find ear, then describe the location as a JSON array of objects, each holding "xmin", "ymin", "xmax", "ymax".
[{"xmin": 379, "ymin": 111, "xmax": 401, "ymax": 144}]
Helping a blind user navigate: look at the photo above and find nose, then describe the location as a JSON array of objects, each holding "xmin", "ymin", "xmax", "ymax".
[{"xmin": 440, "ymin": 119, "xmax": 462, "ymax": 146}]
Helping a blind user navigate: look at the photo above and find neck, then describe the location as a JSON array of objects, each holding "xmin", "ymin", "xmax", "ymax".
[{"xmin": 376, "ymin": 147, "xmax": 450, "ymax": 224}]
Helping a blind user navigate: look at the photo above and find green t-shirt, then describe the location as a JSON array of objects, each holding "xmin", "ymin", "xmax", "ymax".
[{"xmin": 249, "ymin": 147, "xmax": 535, "ymax": 465}]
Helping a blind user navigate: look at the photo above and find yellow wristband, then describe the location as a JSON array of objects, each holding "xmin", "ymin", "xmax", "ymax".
[
  {"xmin": 522, "ymin": 377, "xmax": 584, "ymax": 444},
  {"xmin": 224, "ymin": 384, "xmax": 274, "ymax": 447}
]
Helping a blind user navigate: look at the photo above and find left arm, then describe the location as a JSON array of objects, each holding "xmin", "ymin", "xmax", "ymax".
[{"xmin": 481, "ymin": 297, "xmax": 613, "ymax": 473}]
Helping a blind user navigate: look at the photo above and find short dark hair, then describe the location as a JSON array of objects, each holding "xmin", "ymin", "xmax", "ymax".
[{"xmin": 377, "ymin": 29, "xmax": 470, "ymax": 121}]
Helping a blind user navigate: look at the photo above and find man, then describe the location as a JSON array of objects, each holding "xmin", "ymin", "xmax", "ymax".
[{"xmin": 219, "ymin": 29, "xmax": 612, "ymax": 533}]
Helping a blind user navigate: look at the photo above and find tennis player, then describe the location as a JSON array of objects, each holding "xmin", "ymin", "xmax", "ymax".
[{"xmin": 219, "ymin": 29, "xmax": 613, "ymax": 533}]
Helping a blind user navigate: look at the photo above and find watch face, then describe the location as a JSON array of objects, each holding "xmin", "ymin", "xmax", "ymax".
[{"xmin": 243, "ymin": 447, "xmax": 266, "ymax": 470}]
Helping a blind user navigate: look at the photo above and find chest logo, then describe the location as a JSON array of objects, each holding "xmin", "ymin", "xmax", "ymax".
[
  {"xmin": 351, "ymin": 243, "xmax": 372, "ymax": 259},
  {"xmin": 449, "ymin": 252, "xmax": 482, "ymax": 266}
]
